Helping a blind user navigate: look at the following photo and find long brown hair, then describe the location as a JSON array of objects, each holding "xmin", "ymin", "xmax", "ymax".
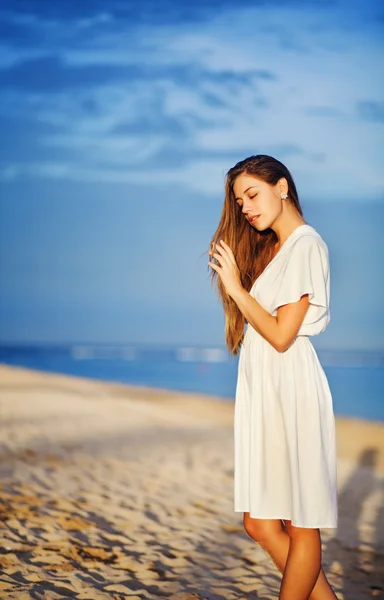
[{"xmin": 208, "ymin": 154, "xmax": 305, "ymax": 356}]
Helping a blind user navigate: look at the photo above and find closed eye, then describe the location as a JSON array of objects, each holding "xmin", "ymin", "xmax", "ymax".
[{"xmin": 236, "ymin": 193, "xmax": 257, "ymax": 206}]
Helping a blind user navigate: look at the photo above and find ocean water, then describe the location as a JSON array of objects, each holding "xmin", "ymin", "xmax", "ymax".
[{"xmin": 0, "ymin": 344, "xmax": 383, "ymax": 422}]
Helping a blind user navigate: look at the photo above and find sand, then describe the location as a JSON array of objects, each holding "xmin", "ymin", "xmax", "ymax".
[{"xmin": 0, "ymin": 363, "xmax": 383, "ymax": 600}]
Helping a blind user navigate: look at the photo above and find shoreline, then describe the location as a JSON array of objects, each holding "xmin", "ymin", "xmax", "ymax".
[{"xmin": 2, "ymin": 362, "xmax": 384, "ymax": 471}]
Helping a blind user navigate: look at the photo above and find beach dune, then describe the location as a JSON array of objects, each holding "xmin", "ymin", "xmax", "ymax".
[{"xmin": 0, "ymin": 364, "xmax": 383, "ymax": 599}]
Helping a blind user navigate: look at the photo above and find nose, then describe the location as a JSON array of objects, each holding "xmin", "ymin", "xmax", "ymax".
[{"xmin": 242, "ymin": 200, "xmax": 253, "ymax": 215}]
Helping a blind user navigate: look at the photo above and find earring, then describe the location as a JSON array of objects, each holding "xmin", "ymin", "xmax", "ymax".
[{"xmin": 281, "ymin": 192, "xmax": 288, "ymax": 200}]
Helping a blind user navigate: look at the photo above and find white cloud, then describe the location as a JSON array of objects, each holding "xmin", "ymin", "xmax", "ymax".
[
  {"xmin": 2, "ymin": 154, "xmax": 383, "ymax": 201},
  {"xmin": 41, "ymin": 132, "xmax": 168, "ymax": 165},
  {"xmin": 75, "ymin": 13, "xmax": 113, "ymax": 29},
  {"xmin": 0, "ymin": 45, "xmax": 46, "ymax": 68},
  {"xmin": 0, "ymin": 2, "xmax": 383, "ymax": 199}
]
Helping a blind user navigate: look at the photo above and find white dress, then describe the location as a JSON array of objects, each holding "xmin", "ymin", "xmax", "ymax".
[{"xmin": 234, "ymin": 224, "xmax": 338, "ymax": 528}]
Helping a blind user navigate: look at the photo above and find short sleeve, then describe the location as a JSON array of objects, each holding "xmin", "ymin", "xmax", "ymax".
[{"xmin": 270, "ymin": 234, "xmax": 330, "ymax": 333}]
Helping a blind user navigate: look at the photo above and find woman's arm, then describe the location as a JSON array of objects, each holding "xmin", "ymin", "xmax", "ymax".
[{"xmin": 231, "ymin": 287, "xmax": 310, "ymax": 353}]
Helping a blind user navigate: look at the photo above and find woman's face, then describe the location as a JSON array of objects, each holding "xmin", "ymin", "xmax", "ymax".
[{"xmin": 232, "ymin": 173, "xmax": 286, "ymax": 231}]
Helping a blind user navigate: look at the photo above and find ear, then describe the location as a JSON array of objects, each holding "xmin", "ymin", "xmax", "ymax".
[{"xmin": 278, "ymin": 177, "xmax": 288, "ymax": 195}]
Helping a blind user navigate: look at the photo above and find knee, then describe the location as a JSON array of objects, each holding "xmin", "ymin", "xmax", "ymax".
[
  {"xmin": 283, "ymin": 519, "xmax": 320, "ymax": 543},
  {"xmin": 243, "ymin": 514, "xmax": 282, "ymax": 545}
]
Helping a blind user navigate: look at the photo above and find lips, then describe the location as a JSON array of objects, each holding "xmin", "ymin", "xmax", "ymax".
[{"xmin": 249, "ymin": 214, "xmax": 261, "ymax": 224}]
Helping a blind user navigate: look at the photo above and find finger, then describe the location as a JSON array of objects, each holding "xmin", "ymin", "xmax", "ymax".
[
  {"xmin": 215, "ymin": 245, "xmax": 234, "ymax": 267},
  {"xmin": 212, "ymin": 242, "xmax": 233, "ymax": 270},
  {"xmin": 208, "ymin": 261, "xmax": 220, "ymax": 273},
  {"xmin": 213, "ymin": 244, "xmax": 224, "ymax": 256},
  {"xmin": 212, "ymin": 251, "xmax": 230, "ymax": 268},
  {"xmin": 219, "ymin": 240, "xmax": 236, "ymax": 263}
]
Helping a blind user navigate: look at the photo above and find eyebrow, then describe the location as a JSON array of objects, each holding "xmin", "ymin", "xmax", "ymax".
[{"xmin": 234, "ymin": 185, "xmax": 259, "ymax": 201}]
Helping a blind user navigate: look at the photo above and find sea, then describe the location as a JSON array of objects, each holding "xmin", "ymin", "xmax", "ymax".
[{"xmin": 0, "ymin": 344, "xmax": 383, "ymax": 422}]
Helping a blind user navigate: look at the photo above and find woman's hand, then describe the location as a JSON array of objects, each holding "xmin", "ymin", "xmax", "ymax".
[{"xmin": 208, "ymin": 240, "xmax": 243, "ymax": 299}]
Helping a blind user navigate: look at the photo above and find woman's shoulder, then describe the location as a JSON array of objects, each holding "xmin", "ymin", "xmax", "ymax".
[{"xmin": 291, "ymin": 225, "xmax": 329, "ymax": 256}]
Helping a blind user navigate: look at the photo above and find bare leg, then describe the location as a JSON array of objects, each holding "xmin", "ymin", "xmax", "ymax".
[
  {"xmin": 279, "ymin": 525, "xmax": 321, "ymax": 599},
  {"xmin": 243, "ymin": 514, "xmax": 338, "ymax": 599},
  {"xmin": 283, "ymin": 520, "xmax": 337, "ymax": 600}
]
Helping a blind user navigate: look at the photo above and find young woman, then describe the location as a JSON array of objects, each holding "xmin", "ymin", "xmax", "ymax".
[{"xmin": 208, "ymin": 155, "xmax": 338, "ymax": 600}]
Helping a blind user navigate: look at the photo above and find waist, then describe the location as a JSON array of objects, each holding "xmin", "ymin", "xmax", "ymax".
[{"xmin": 243, "ymin": 324, "xmax": 312, "ymax": 349}]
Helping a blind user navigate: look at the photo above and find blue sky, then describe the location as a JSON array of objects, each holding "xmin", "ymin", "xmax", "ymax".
[{"xmin": 0, "ymin": 0, "xmax": 383, "ymax": 350}]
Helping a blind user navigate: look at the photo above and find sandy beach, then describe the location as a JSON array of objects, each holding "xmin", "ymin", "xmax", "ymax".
[{"xmin": 0, "ymin": 364, "xmax": 383, "ymax": 600}]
